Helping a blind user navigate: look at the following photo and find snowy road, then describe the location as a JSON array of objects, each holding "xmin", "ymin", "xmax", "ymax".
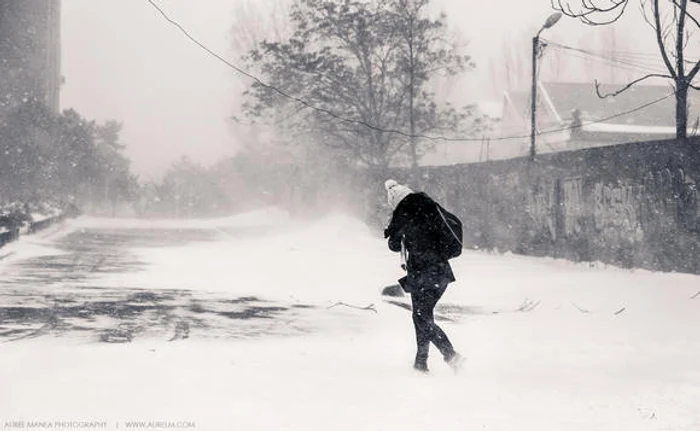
[
  {"xmin": 1, "ymin": 210, "xmax": 700, "ymax": 431},
  {"xmin": 0, "ymin": 217, "xmax": 367, "ymax": 343}
]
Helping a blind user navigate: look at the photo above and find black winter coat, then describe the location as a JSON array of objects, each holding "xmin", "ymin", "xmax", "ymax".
[{"xmin": 384, "ymin": 192, "xmax": 455, "ymax": 286}]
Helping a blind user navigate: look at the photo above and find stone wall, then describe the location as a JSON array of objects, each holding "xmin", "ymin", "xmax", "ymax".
[{"xmin": 371, "ymin": 138, "xmax": 700, "ymax": 274}]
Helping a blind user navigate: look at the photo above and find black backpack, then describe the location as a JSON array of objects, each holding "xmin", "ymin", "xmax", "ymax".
[{"xmin": 434, "ymin": 203, "xmax": 463, "ymax": 259}]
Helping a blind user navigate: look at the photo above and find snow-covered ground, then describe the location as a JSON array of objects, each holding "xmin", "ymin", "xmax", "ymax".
[{"xmin": 1, "ymin": 209, "xmax": 700, "ymax": 431}]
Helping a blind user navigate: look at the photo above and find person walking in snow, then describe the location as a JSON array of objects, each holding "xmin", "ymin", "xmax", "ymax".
[{"xmin": 383, "ymin": 179, "xmax": 464, "ymax": 373}]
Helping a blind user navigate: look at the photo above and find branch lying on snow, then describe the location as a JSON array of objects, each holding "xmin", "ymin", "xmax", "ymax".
[
  {"xmin": 691, "ymin": 291, "xmax": 700, "ymax": 300},
  {"xmin": 637, "ymin": 407, "xmax": 657, "ymax": 420},
  {"xmin": 89, "ymin": 257, "xmax": 107, "ymax": 273},
  {"xmin": 572, "ymin": 303, "xmax": 590, "ymax": 313},
  {"xmin": 614, "ymin": 307, "xmax": 626, "ymax": 315},
  {"xmin": 328, "ymin": 302, "xmax": 378, "ymax": 313},
  {"xmin": 0, "ymin": 252, "xmax": 15, "ymax": 261},
  {"xmin": 516, "ymin": 298, "xmax": 541, "ymax": 313}
]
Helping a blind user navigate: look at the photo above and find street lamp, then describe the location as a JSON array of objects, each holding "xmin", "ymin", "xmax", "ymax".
[{"xmin": 530, "ymin": 12, "xmax": 562, "ymax": 161}]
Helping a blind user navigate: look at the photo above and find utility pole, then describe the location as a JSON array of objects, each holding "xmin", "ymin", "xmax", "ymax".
[
  {"xmin": 530, "ymin": 36, "xmax": 539, "ymax": 162},
  {"xmin": 530, "ymin": 13, "xmax": 562, "ymax": 161}
]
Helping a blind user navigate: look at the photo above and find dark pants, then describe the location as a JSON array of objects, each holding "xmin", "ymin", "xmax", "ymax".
[{"xmin": 410, "ymin": 279, "xmax": 456, "ymax": 368}]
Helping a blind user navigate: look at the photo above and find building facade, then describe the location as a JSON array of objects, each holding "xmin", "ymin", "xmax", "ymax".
[{"xmin": 0, "ymin": 0, "xmax": 61, "ymax": 114}]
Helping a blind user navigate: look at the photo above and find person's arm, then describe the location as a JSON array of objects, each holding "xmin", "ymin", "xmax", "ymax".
[{"xmin": 384, "ymin": 210, "xmax": 406, "ymax": 252}]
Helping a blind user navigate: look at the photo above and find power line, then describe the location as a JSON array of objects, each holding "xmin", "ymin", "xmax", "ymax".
[
  {"xmin": 549, "ymin": 48, "xmax": 668, "ymax": 76},
  {"xmin": 144, "ymin": 0, "xmax": 435, "ymax": 142},
  {"xmin": 544, "ymin": 41, "xmax": 700, "ymax": 75},
  {"xmin": 543, "ymin": 40, "xmax": 669, "ymax": 75},
  {"xmin": 145, "ymin": 0, "xmax": 676, "ymax": 143},
  {"xmin": 545, "ymin": 42, "xmax": 700, "ymax": 65},
  {"xmin": 542, "ymin": 40, "xmax": 662, "ymax": 69}
]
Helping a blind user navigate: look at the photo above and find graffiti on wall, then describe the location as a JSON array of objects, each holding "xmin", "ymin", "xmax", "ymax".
[
  {"xmin": 562, "ymin": 177, "xmax": 584, "ymax": 237},
  {"xmin": 489, "ymin": 170, "xmax": 522, "ymax": 217},
  {"xmin": 558, "ymin": 167, "xmax": 698, "ymax": 244},
  {"xmin": 522, "ymin": 166, "xmax": 699, "ymax": 246},
  {"xmin": 642, "ymin": 167, "xmax": 681, "ymax": 229},
  {"xmin": 593, "ymin": 182, "xmax": 643, "ymax": 243},
  {"xmin": 640, "ymin": 166, "xmax": 699, "ymax": 231},
  {"xmin": 490, "ymin": 172, "xmax": 520, "ymax": 193},
  {"xmin": 526, "ymin": 181, "xmax": 556, "ymax": 240}
]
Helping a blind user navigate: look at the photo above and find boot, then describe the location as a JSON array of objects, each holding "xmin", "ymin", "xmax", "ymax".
[
  {"xmin": 414, "ymin": 350, "xmax": 429, "ymax": 373},
  {"xmin": 413, "ymin": 361, "xmax": 429, "ymax": 373},
  {"xmin": 446, "ymin": 352, "xmax": 465, "ymax": 374}
]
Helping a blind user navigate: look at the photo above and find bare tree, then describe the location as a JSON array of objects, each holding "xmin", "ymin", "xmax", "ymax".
[
  {"xmin": 242, "ymin": 0, "xmax": 478, "ymax": 170},
  {"xmin": 553, "ymin": 0, "xmax": 700, "ymax": 141},
  {"xmin": 229, "ymin": 0, "xmax": 293, "ymax": 59},
  {"xmin": 489, "ymin": 32, "xmax": 531, "ymax": 95},
  {"xmin": 390, "ymin": 0, "xmax": 471, "ymax": 168}
]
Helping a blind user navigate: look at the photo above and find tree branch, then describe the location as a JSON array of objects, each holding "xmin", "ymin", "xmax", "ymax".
[
  {"xmin": 572, "ymin": 302, "xmax": 590, "ymax": 313},
  {"xmin": 641, "ymin": 0, "xmax": 660, "ymax": 32},
  {"xmin": 687, "ymin": 59, "xmax": 700, "ymax": 81},
  {"xmin": 516, "ymin": 298, "xmax": 541, "ymax": 313},
  {"xmin": 327, "ymin": 302, "xmax": 378, "ymax": 313},
  {"xmin": 677, "ymin": 0, "xmax": 688, "ymax": 78},
  {"xmin": 594, "ymin": 74, "xmax": 673, "ymax": 98},
  {"xmin": 655, "ymin": 0, "xmax": 680, "ymax": 79},
  {"xmin": 672, "ymin": 0, "xmax": 700, "ymax": 28},
  {"xmin": 554, "ymin": 0, "xmax": 629, "ymax": 25}
]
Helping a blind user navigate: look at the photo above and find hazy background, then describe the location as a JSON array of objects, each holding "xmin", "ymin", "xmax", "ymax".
[{"xmin": 61, "ymin": 0, "xmax": 656, "ymax": 178}]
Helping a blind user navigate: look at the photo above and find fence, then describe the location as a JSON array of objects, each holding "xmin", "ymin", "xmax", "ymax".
[
  {"xmin": 370, "ymin": 137, "xmax": 700, "ymax": 274},
  {"xmin": 0, "ymin": 228, "xmax": 19, "ymax": 248},
  {"xmin": 0, "ymin": 213, "xmax": 66, "ymax": 250},
  {"xmin": 28, "ymin": 213, "xmax": 65, "ymax": 234}
]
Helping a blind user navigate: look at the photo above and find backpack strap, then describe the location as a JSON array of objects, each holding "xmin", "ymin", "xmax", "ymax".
[
  {"xmin": 400, "ymin": 235, "xmax": 408, "ymax": 271},
  {"xmin": 435, "ymin": 204, "xmax": 463, "ymax": 246}
]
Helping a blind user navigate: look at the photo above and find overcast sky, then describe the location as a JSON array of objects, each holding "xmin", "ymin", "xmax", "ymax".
[{"xmin": 61, "ymin": 0, "xmax": 656, "ymax": 178}]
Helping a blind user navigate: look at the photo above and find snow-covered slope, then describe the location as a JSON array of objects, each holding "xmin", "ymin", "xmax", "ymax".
[{"xmin": 1, "ymin": 210, "xmax": 699, "ymax": 430}]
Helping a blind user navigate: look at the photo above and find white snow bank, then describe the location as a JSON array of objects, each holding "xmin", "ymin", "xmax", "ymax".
[
  {"xmin": 2, "ymin": 212, "xmax": 700, "ymax": 430},
  {"xmin": 0, "ymin": 222, "xmax": 71, "ymax": 268},
  {"xmin": 30, "ymin": 212, "xmax": 54, "ymax": 223}
]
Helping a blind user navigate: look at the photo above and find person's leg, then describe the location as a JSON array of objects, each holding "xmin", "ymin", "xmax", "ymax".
[
  {"xmin": 411, "ymin": 280, "xmax": 457, "ymax": 369},
  {"xmin": 410, "ymin": 288, "xmax": 432, "ymax": 371},
  {"xmin": 422, "ymin": 282, "xmax": 456, "ymax": 362}
]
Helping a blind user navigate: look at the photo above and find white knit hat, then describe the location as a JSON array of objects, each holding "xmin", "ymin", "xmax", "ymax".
[{"xmin": 385, "ymin": 179, "xmax": 413, "ymax": 210}]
